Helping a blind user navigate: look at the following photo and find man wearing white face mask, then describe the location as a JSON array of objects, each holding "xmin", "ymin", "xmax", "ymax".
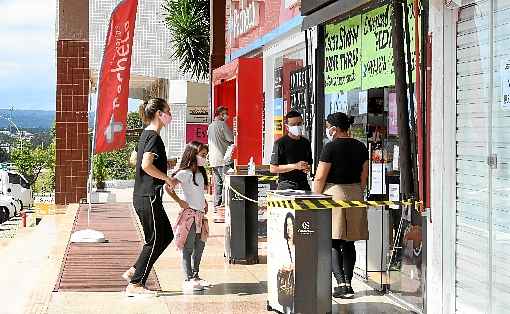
[
  {"xmin": 270, "ymin": 110, "xmax": 313, "ymax": 191},
  {"xmin": 208, "ymin": 106, "xmax": 234, "ymax": 209}
]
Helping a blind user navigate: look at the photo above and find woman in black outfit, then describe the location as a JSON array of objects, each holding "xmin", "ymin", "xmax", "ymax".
[
  {"xmin": 313, "ymin": 112, "xmax": 369, "ymax": 299},
  {"xmin": 124, "ymin": 98, "xmax": 175, "ymax": 296}
]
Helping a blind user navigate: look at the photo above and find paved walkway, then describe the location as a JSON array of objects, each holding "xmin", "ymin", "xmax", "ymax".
[
  {"xmin": 0, "ymin": 188, "xmax": 412, "ymax": 314},
  {"xmin": 55, "ymin": 203, "xmax": 159, "ymax": 292}
]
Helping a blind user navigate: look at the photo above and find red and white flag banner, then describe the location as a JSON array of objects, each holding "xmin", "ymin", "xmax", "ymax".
[{"xmin": 94, "ymin": 0, "xmax": 138, "ymax": 153}]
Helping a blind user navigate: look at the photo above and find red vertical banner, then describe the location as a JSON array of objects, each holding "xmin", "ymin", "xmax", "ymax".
[{"xmin": 95, "ymin": 0, "xmax": 138, "ymax": 153}]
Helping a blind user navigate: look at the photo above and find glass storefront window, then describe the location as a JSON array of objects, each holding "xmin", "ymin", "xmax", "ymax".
[{"xmin": 264, "ymin": 44, "xmax": 313, "ymax": 163}]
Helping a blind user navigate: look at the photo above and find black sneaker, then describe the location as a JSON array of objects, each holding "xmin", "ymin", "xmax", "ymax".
[
  {"xmin": 333, "ymin": 285, "xmax": 348, "ymax": 298},
  {"xmin": 343, "ymin": 285, "xmax": 355, "ymax": 298}
]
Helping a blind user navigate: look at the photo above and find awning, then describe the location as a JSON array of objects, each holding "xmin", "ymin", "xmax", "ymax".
[{"xmin": 301, "ymin": 0, "xmax": 371, "ymax": 30}]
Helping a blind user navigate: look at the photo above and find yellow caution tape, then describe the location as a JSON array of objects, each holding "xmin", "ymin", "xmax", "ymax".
[
  {"xmin": 267, "ymin": 199, "xmax": 423, "ymax": 210},
  {"xmin": 258, "ymin": 175, "xmax": 278, "ymax": 182}
]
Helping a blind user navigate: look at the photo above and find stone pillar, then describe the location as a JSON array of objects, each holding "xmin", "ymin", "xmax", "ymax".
[{"xmin": 55, "ymin": 0, "xmax": 89, "ymax": 205}]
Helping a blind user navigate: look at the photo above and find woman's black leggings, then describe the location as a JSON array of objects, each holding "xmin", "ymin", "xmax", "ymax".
[
  {"xmin": 130, "ymin": 192, "xmax": 173, "ymax": 285},
  {"xmin": 332, "ymin": 239, "xmax": 356, "ymax": 284}
]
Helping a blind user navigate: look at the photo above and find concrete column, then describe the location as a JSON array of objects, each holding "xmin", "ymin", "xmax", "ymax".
[{"xmin": 55, "ymin": 0, "xmax": 89, "ymax": 205}]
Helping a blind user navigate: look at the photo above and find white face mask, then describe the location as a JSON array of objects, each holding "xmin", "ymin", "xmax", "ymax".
[
  {"xmin": 197, "ymin": 155, "xmax": 207, "ymax": 167},
  {"xmin": 287, "ymin": 125, "xmax": 303, "ymax": 137},
  {"xmin": 326, "ymin": 127, "xmax": 337, "ymax": 141}
]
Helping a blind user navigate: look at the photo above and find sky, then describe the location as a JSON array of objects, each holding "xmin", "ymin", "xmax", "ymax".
[
  {"xmin": 0, "ymin": 0, "xmax": 57, "ymax": 111},
  {"xmin": 0, "ymin": 0, "xmax": 142, "ymax": 113}
]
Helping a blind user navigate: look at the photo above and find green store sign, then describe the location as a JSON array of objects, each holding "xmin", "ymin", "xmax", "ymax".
[{"xmin": 325, "ymin": 2, "xmax": 417, "ymax": 94}]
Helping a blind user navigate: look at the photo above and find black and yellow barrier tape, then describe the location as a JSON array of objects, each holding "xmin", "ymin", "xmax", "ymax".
[
  {"xmin": 267, "ymin": 199, "xmax": 423, "ymax": 210},
  {"xmin": 258, "ymin": 175, "xmax": 278, "ymax": 182},
  {"xmin": 228, "ymin": 182, "xmax": 423, "ymax": 211}
]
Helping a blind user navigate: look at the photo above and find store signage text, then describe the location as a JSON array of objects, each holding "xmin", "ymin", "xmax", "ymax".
[
  {"xmin": 324, "ymin": 15, "xmax": 362, "ymax": 93},
  {"xmin": 324, "ymin": 0, "xmax": 418, "ymax": 94},
  {"xmin": 228, "ymin": 0, "xmax": 260, "ymax": 41},
  {"xmin": 361, "ymin": 4, "xmax": 394, "ymax": 90}
]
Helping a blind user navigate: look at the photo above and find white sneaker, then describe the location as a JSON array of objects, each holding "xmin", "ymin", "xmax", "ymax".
[
  {"xmin": 125, "ymin": 283, "xmax": 155, "ymax": 297},
  {"xmin": 182, "ymin": 280, "xmax": 204, "ymax": 293},
  {"xmin": 193, "ymin": 277, "xmax": 210, "ymax": 288},
  {"xmin": 122, "ymin": 267, "xmax": 135, "ymax": 283}
]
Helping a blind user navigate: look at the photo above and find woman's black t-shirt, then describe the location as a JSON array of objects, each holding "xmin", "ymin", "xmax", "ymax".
[
  {"xmin": 319, "ymin": 138, "xmax": 369, "ymax": 184},
  {"xmin": 134, "ymin": 130, "xmax": 168, "ymax": 196}
]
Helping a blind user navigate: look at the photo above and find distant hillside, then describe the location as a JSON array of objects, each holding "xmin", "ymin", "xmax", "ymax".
[{"xmin": 0, "ymin": 110, "xmax": 55, "ymax": 130}]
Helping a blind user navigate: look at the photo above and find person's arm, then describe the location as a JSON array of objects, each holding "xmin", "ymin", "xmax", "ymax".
[
  {"xmin": 141, "ymin": 152, "xmax": 172, "ymax": 186},
  {"xmin": 166, "ymin": 188, "xmax": 189, "ymax": 209},
  {"xmin": 269, "ymin": 141, "xmax": 309, "ymax": 174},
  {"xmin": 313, "ymin": 162, "xmax": 332, "ymax": 193},
  {"xmin": 360, "ymin": 160, "xmax": 369, "ymax": 192},
  {"xmin": 164, "ymin": 175, "xmax": 189, "ymax": 209}
]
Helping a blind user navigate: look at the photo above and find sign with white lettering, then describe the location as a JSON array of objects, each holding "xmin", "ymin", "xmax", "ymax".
[{"xmin": 228, "ymin": 0, "xmax": 260, "ymax": 41}]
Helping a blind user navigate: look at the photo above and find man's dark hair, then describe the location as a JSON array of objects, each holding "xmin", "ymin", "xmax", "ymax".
[
  {"xmin": 327, "ymin": 112, "xmax": 355, "ymax": 131},
  {"xmin": 284, "ymin": 110, "xmax": 302, "ymax": 122},
  {"xmin": 215, "ymin": 106, "xmax": 228, "ymax": 117}
]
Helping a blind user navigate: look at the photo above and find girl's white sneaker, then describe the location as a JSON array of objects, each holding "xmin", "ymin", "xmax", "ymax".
[
  {"xmin": 182, "ymin": 279, "xmax": 204, "ymax": 293},
  {"xmin": 193, "ymin": 277, "xmax": 210, "ymax": 288}
]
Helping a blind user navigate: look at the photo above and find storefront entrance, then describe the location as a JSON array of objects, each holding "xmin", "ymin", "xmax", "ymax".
[{"xmin": 307, "ymin": 0, "xmax": 427, "ymax": 311}]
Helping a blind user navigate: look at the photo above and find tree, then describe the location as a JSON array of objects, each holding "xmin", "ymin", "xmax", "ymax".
[
  {"xmin": 162, "ymin": 0, "xmax": 210, "ymax": 80},
  {"xmin": 11, "ymin": 139, "xmax": 54, "ymax": 187},
  {"xmin": 92, "ymin": 111, "xmax": 142, "ymax": 182}
]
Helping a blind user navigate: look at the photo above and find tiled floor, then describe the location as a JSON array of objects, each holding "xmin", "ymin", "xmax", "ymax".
[{"xmin": 1, "ymin": 188, "xmax": 413, "ymax": 314}]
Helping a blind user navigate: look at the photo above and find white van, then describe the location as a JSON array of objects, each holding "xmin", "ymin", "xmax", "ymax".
[
  {"xmin": 0, "ymin": 195, "xmax": 19, "ymax": 223},
  {"xmin": 0, "ymin": 171, "xmax": 34, "ymax": 210}
]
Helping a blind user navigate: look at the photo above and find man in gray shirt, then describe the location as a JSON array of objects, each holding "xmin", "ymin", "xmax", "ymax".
[{"xmin": 208, "ymin": 106, "xmax": 234, "ymax": 208}]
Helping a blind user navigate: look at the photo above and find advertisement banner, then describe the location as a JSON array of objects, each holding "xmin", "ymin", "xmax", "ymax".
[
  {"xmin": 388, "ymin": 92, "xmax": 398, "ymax": 135},
  {"xmin": 186, "ymin": 104, "xmax": 209, "ymax": 123},
  {"xmin": 323, "ymin": 1, "xmax": 419, "ymax": 94},
  {"xmin": 361, "ymin": 4, "xmax": 394, "ymax": 90},
  {"xmin": 274, "ymin": 98, "xmax": 284, "ymax": 138},
  {"xmin": 290, "ymin": 66, "xmax": 314, "ymax": 130},
  {"xmin": 324, "ymin": 15, "xmax": 362, "ymax": 94},
  {"xmin": 95, "ymin": 0, "xmax": 138, "ymax": 153},
  {"xmin": 186, "ymin": 123, "xmax": 208, "ymax": 144},
  {"xmin": 267, "ymin": 207, "xmax": 296, "ymax": 314}
]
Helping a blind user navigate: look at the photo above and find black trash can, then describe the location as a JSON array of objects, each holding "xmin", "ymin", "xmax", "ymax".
[
  {"xmin": 224, "ymin": 174, "xmax": 259, "ymax": 264},
  {"xmin": 266, "ymin": 190, "xmax": 332, "ymax": 314}
]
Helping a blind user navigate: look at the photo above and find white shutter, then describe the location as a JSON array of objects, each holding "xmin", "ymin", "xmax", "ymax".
[{"xmin": 456, "ymin": 0, "xmax": 510, "ymax": 313}]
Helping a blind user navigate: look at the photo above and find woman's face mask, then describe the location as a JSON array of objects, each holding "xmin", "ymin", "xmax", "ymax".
[
  {"xmin": 326, "ymin": 126, "xmax": 337, "ymax": 141},
  {"xmin": 159, "ymin": 111, "xmax": 172, "ymax": 126},
  {"xmin": 197, "ymin": 155, "xmax": 207, "ymax": 167}
]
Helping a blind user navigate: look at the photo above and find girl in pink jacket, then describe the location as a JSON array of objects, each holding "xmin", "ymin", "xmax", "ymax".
[{"xmin": 166, "ymin": 141, "xmax": 210, "ymax": 293}]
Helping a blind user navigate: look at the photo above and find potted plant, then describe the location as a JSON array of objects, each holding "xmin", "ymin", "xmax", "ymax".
[{"xmin": 93, "ymin": 154, "xmax": 107, "ymax": 190}]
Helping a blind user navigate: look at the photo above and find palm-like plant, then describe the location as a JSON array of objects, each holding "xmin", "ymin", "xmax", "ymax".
[{"xmin": 162, "ymin": 0, "xmax": 210, "ymax": 81}]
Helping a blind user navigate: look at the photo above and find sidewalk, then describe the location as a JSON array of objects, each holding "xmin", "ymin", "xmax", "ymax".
[{"xmin": 0, "ymin": 188, "xmax": 412, "ymax": 314}]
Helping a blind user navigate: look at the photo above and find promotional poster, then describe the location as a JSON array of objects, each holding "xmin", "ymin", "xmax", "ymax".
[{"xmin": 267, "ymin": 208, "xmax": 296, "ymax": 314}]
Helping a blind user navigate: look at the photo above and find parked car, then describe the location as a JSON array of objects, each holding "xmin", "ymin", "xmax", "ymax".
[
  {"xmin": 0, "ymin": 195, "xmax": 18, "ymax": 224},
  {"xmin": 0, "ymin": 171, "xmax": 34, "ymax": 210}
]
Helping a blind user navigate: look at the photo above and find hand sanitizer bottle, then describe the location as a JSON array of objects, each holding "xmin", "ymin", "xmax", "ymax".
[{"xmin": 248, "ymin": 157, "xmax": 256, "ymax": 175}]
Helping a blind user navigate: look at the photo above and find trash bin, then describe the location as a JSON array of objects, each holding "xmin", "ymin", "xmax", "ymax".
[
  {"xmin": 22, "ymin": 209, "xmax": 36, "ymax": 227},
  {"xmin": 266, "ymin": 190, "xmax": 332, "ymax": 314},
  {"xmin": 224, "ymin": 174, "xmax": 259, "ymax": 264}
]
